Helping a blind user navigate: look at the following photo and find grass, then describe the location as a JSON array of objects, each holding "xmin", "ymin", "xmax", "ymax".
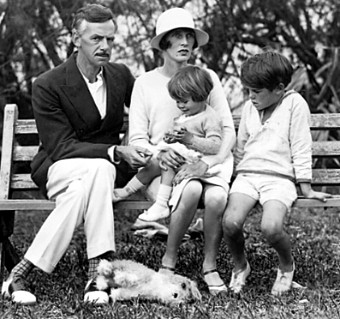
[{"xmin": 0, "ymin": 206, "xmax": 340, "ymax": 318}]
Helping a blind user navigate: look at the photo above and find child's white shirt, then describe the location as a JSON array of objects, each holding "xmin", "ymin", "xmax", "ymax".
[{"xmin": 234, "ymin": 90, "xmax": 312, "ymax": 182}]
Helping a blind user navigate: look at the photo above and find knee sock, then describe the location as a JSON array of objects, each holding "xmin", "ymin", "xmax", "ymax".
[
  {"xmin": 138, "ymin": 185, "xmax": 172, "ymax": 221},
  {"xmin": 11, "ymin": 258, "xmax": 34, "ymax": 278},
  {"xmin": 113, "ymin": 176, "xmax": 145, "ymax": 201},
  {"xmin": 153, "ymin": 184, "xmax": 172, "ymax": 208}
]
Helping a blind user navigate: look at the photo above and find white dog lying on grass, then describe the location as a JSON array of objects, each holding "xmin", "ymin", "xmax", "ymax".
[{"xmin": 95, "ymin": 259, "xmax": 201, "ymax": 305}]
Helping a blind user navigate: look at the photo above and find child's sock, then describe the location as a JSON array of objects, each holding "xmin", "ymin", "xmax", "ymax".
[
  {"xmin": 138, "ymin": 185, "xmax": 172, "ymax": 221},
  {"xmin": 113, "ymin": 176, "xmax": 144, "ymax": 202}
]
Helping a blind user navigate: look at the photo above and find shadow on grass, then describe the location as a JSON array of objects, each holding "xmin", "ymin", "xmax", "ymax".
[{"xmin": 0, "ymin": 207, "xmax": 340, "ymax": 318}]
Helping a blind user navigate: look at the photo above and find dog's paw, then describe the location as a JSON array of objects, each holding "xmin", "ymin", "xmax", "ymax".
[{"xmin": 97, "ymin": 259, "xmax": 114, "ymax": 276}]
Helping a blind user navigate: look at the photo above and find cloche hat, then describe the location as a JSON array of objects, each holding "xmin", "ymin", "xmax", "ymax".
[{"xmin": 150, "ymin": 7, "xmax": 209, "ymax": 51}]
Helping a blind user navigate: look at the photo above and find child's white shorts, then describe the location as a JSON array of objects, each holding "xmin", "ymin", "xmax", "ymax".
[{"xmin": 230, "ymin": 173, "xmax": 297, "ymax": 209}]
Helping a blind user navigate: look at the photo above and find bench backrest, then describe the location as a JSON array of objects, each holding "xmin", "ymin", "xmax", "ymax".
[{"xmin": 1, "ymin": 103, "xmax": 340, "ymax": 200}]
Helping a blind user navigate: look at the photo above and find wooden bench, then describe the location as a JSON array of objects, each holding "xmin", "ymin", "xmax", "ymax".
[{"xmin": 1, "ymin": 103, "xmax": 340, "ymax": 281}]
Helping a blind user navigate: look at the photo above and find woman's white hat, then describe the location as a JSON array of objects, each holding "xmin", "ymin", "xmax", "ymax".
[{"xmin": 150, "ymin": 7, "xmax": 209, "ymax": 51}]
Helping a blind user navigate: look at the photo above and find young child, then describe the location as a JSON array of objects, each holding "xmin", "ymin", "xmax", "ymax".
[
  {"xmin": 113, "ymin": 65, "xmax": 225, "ymax": 221},
  {"xmin": 222, "ymin": 51, "xmax": 331, "ymax": 295}
]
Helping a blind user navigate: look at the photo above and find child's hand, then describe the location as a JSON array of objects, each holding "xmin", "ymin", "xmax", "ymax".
[
  {"xmin": 173, "ymin": 127, "xmax": 193, "ymax": 144},
  {"xmin": 299, "ymin": 183, "xmax": 332, "ymax": 202},
  {"xmin": 303, "ymin": 190, "xmax": 333, "ymax": 202}
]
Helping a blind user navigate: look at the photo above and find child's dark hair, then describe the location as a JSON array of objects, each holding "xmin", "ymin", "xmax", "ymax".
[
  {"xmin": 240, "ymin": 51, "xmax": 293, "ymax": 91},
  {"xmin": 168, "ymin": 65, "xmax": 213, "ymax": 102}
]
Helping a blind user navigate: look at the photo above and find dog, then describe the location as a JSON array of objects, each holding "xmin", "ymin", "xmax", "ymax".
[{"xmin": 95, "ymin": 259, "xmax": 202, "ymax": 305}]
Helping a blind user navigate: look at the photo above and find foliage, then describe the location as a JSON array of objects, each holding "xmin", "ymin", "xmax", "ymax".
[
  {"xmin": 0, "ymin": 207, "xmax": 340, "ymax": 318},
  {"xmin": 0, "ymin": 0, "xmax": 339, "ymax": 115}
]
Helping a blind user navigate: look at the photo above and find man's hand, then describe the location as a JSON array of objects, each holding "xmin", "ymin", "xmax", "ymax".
[
  {"xmin": 173, "ymin": 160, "xmax": 209, "ymax": 185},
  {"xmin": 115, "ymin": 145, "xmax": 152, "ymax": 169}
]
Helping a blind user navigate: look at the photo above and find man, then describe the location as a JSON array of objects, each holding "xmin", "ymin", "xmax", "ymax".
[{"xmin": 1, "ymin": 4, "xmax": 151, "ymax": 305}]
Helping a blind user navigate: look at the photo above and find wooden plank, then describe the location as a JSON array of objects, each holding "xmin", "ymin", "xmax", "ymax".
[
  {"xmin": 0, "ymin": 199, "xmax": 153, "ymax": 211},
  {"xmin": 2, "ymin": 196, "xmax": 340, "ymax": 210},
  {"xmin": 15, "ymin": 119, "xmax": 38, "ymax": 134},
  {"xmin": 227, "ymin": 114, "xmax": 340, "ymax": 130},
  {"xmin": 11, "ymin": 174, "xmax": 38, "ymax": 189},
  {"xmin": 312, "ymin": 141, "xmax": 340, "ymax": 156},
  {"xmin": 0, "ymin": 104, "xmax": 18, "ymax": 200},
  {"xmin": 115, "ymin": 200, "xmax": 152, "ymax": 210},
  {"xmin": 13, "ymin": 145, "xmax": 38, "ymax": 161},
  {"xmin": 13, "ymin": 114, "xmax": 340, "ymax": 137},
  {"xmin": 310, "ymin": 113, "xmax": 340, "ymax": 129},
  {"xmin": 312, "ymin": 169, "xmax": 340, "ymax": 185},
  {"xmin": 0, "ymin": 199, "xmax": 56, "ymax": 210},
  {"xmin": 294, "ymin": 196, "xmax": 340, "ymax": 207},
  {"xmin": 9, "ymin": 168, "xmax": 340, "ymax": 191}
]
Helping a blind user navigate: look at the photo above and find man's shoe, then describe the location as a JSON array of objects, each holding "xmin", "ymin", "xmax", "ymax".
[
  {"xmin": 229, "ymin": 261, "xmax": 251, "ymax": 293},
  {"xmin": 1, "ymin": 273, "xmax": 36, "ymax": 305},
  {"xmin": 84, "ymin": 278, "xmax": 109, "ymax": 305}
]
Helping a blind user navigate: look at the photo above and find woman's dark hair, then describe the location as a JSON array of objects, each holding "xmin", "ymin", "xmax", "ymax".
[
  {"xmin": 240, "ymin": 51, "xmax": 294, "ymax": 90},
  {"xmin": 159, "ymin": 28, "xmax": 198, "ymax": 50}
]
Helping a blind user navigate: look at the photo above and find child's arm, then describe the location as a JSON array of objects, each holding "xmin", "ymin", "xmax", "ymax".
[
  {"xmin": 289, "ymin": 94, "xmax": 332, "ymax": 201},
  {"xmin": 173, "ymin": 127, "xmax": 222, "ymax": 155},
  {"xmin": 299, "ymin": 182, "xmax": 332, "ymax": 202}
]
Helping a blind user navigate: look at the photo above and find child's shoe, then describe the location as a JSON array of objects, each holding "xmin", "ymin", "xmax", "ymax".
[
  {"xmin": 271, "ymin": 263, "xmax": 295, "ymax": 296},
  {"xmin": 138, "ymin": 203, "xmax": 170, "ymax": 221},
  {"xmin": 229, "ymin": 261, "xmax": 251, "ymax": 293}
]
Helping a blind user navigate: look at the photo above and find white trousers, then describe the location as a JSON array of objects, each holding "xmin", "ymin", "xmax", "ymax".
[{"xmin": 25, "ymin": 158, "xmax": 116, "ymax": 273}]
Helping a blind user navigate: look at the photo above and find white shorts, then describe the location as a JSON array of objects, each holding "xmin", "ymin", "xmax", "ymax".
[{"xmin": 230, "ymin": 173, "xmax": 297, "ymax": 209}]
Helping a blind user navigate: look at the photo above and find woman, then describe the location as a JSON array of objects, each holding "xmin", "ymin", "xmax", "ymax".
[{"xmin": 129, "ymin": 7, "xmax": 236, "ymax": 295}]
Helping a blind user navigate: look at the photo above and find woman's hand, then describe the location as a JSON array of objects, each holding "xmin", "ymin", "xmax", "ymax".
[
  {"xmin": 157, "ymin": 149, "xmax": 185, "ymax": 170},
  {"xmin": 173, "ymin": 160, "xmax": 209, "ymax": 185}
]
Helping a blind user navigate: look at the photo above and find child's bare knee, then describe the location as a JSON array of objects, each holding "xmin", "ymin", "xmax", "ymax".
[
  {"xmin": 261, "ymin": 224, "xmax": 282, "ymax": 244},
  {"xmin": 222, "ymin": 218, "xmax": 242, "ymax": 238}
]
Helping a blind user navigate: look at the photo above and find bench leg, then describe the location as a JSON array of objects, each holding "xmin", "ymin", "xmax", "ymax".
[
  {"xmin": 0, "ymin": 241, "xmax": 4, "ymax": 285},
  {"xmin": 0, "ymin": 238, "xmax": 20, "ymax": 285}
]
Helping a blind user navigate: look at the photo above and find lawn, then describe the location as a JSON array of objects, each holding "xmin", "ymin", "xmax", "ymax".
[{"xmin": 0, "ymin": 206, "xmax": 339, "ymax": 318}]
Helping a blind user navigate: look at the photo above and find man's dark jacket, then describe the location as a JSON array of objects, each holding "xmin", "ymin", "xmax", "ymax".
[{"xmin": 31, "ymin": 53, "xmax": 135, "ymax": 195}]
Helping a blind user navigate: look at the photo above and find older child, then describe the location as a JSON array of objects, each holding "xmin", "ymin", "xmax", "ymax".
[
  {"xmin": 114, "ymin": 65, "xmax": 227, "ymax": 222},
  {"xmin": 222, "ymin": 51, "xmax": 331, "ymax": 295}
]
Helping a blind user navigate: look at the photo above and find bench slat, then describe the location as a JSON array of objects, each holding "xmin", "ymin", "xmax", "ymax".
[
  {"xmin": 295, "ymin": 196, "xmax": 340, "ymax": 207},
  {"xmin": 14, "ymin": 114, "xmax": 340, "ymax": 136},
  {"xmin": 312, "ymin": 169, "xmax": 340, "ymax": 185},
  {"xmin": 9, "ymin": 168, "xmax": 340, "ymax": 191},
  {"xmin": 15, "ymin": 119, "xmax": 38, "ymax": 134},
  {"xmin": 310, "ymin": 113, "xmax": 340, "ymax": 128},
  {"xmin": 0, "ymin": 199, "xmax": 152, "ymax": 211},
  {"xmin": 312, "ymin": 141, "xmax": 340, "ymax": 156},
  {"xmin": 13, "ymin": 145, "xmax": 39, "ymax": 161},
  {"xmin": 11, "ymin": 174, "xmax": 38, "ymax": 189},
  {"xmin": 2, "ymin": 196, "xmax": 340, "ymax": 210},
  {"xmin": 10, "ymin": 141, "xmax": 340, "ymax": 163}
]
